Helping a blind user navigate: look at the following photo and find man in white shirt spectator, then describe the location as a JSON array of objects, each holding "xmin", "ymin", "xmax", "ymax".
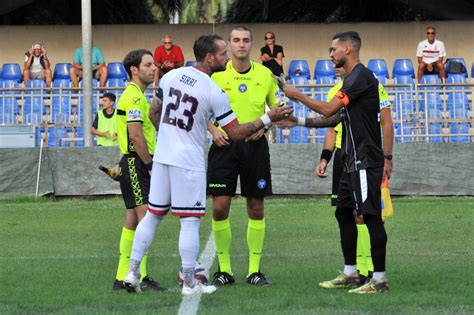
[
  {"xmin": 23, "ymin": 42, "xmax": 52, "ymax": 88},
  {"xmin": 416, "ymin": 26, "xmax": 446, "ymax": 83}
]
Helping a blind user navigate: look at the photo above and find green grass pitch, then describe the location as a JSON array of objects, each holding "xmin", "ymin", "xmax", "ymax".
[{"xmin": 0, "ymin": 196, "xmax": 473, "ymax": 314}]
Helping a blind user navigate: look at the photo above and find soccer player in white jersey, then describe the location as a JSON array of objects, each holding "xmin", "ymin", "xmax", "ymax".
[{"xmin": 123, "ymin": 34, "xmax": 293, "ymax": 295}]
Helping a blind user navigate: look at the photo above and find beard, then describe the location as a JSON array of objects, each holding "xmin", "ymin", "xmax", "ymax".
[{"xmin": 333, "ymin": 58, "xmax": 345, "ymax": 69}]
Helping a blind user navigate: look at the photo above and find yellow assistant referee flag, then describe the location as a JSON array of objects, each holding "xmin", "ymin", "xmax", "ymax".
[{"xmin": 381, "ymin": 176, "xmax": 393, "ymax": 220}]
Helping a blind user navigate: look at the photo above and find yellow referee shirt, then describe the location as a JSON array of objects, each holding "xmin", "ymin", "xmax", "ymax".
[
  {"xmin": 212, "ymin": 61, "xmax": 279, "ymax": 124},
  {"xmin": 116, "ymin": 82, "xmax": 156, "ymax": 155}
]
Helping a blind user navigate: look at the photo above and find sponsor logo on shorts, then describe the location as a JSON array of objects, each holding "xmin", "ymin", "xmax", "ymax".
[
  {"xmin": 257, "ymin": 179, "xmax": 266, "ymax": 189},
  {"xmin": 239, "ymin": 84, "xmax": 247, "ymax": 93},
  {"xmin": 194, "ymin": 201, "xmax": 203, "ymax": 207},
  {"xmin": 209, "ymin": 183, "xmax": 226, "ymax": 188}
]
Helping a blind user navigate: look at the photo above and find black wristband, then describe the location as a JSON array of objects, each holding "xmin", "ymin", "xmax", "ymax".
[
  {"xmin": 320, "ymin": 149, "xmax": 333, "ymax": 163},
  {"xmin": 145, "ymin": 161, "xmax": 153, "ymax": 171}
]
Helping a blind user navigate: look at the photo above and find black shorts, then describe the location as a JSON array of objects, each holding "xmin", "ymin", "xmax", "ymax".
[
  {"xmin": 423, "ymin": 62, "xmax": 440, "ymax": 75},
  {"xmin": 119, "ymin": 154, "xmax": 151, "ymax": 209},
  {"xmin": 207, "ymin": 137, "xmax": 272, "ymax": 198},
  {"xmin": 331, "ymin": 149, "xmax": 343, "ymax": 206},
  {"xmin": 337, "ymin": 167, "xmax": 383, "ymax": 215}
]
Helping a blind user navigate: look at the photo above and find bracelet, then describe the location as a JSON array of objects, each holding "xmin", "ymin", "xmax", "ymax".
[
  {"xmin": 145, "ymin": 161, "xmax": 153, "ymax": 171},
  {"xmin": 297, "ymin": 117, "xmax": 305, "ymax": 126},
  {"xmin": 320, "ymin": 149, "xmax": 333, "ymax": 163},
  {"xmin": 259, "ymin": 113, "xmax": 271, "ymax": 126}
]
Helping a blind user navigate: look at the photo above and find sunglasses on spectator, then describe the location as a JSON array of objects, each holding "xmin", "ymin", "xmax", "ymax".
[
  {"xmin": 426, "ymin": 32, "xmax": 435, "ymax": 35},
  {"xmin": 164, "ymin": 41, "xmax": 173, "ymax": 44},
  {"xmin": 265, "ymin": 37, "xmax": 274, "ymax": 40}
]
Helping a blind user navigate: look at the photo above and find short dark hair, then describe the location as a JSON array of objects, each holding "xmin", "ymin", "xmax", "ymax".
[
  {"xmin": 332, "ymin": 31, "xmax": 361, "ymax": 51},
  {"xmin": 101, "ymin": 92, "xmax": 116, "ymax": 102},
  {"xmin": 193, "ymin": 35, "xmax": 224, "ymax": 62},
  {"xmin": 123, "ymin": 49, "xmax": 153, "ymax": 79},
  {"xmin": 229, "ymin": 26, "xmax": 253, "ymax": 41}
]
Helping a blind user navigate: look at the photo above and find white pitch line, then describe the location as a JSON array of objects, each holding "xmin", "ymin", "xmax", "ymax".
[{"xmin": 178, "ymin": 232, "xmax": 216, "ymax": 315}]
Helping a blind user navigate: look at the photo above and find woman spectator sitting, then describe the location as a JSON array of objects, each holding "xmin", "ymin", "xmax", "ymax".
[{"xmin": 260, "ymin": 31, "xmax": 285, "ymax": 77}]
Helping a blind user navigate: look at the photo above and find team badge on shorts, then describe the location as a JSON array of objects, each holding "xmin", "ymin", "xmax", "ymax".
[
  {"xmin": 257, "ymin": 179, "xmax": 266, "ymax": 189},
  {"xmin": 239, "ymin": 84, "xmax": 247, "ymax": 93}
]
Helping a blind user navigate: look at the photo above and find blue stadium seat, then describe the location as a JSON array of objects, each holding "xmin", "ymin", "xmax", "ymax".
[
  {"xmin": 314, "ymin": 76, "xmax": 335, "ymax": 101},
  {"xmin": 451, "ymin": 123, "xmax": 469, "ymax": 143},
  {"xmin": 185, "ymin": 61, "xmax": 197, "ymax": 67},
  {"xmin": 289, "ymin": 76, "xmax": 310, "ymax": 92},
  {"xmin": 375, "ymin": 75, "xmax": 388, "ymax": 85},
  {"xmin": 107, "ymin": 62, "xmax": 127, "ymax": 80},
  {"xmin": 53, "ymin": 63, "xmax": 72, "ymax": 80},
  {"xmin": 471, "ymin": 62, "xmax": 474, "ymax": 78},
  {"xmin": 1, "ymin": 64, "xmax": 22, "ymax": 82},
  {"xmin": 23, "ymin": 80, "xmax": 46, "ymax": 119},
  {"xmin": 106, "ymin": 78, "xmax": 126, "ymax": 96},
  {"xmin": 368, "ymin": 59, "xmax": 389, "ymax": 79},
  {"xmin": 314, "ymin": 60, "xmax": 335, "ymax": 80},
  {"xmin": 0, "ymin": 96, "xmax": 19, "ymax": 124},
  {"xmin": 392, "ymin": 75, "xmax": 415, "ymax": 120},
  {"xmin": 392, "ymin": 59, "xmax": 415, "ymax": 78},
  {"xmin": 420, "ymin": 74, "xmax": 441, "ymax": 91},
  {"xmin": 52, "ymin": 79, "xmax": 71, "ymax": 121},
  {"xmin": 445, "ymin": 58, "xmax": 468, "ymax": 78},
  {"xmin": 429, "ymin": 123, "xmax": 441, "ymax": 143},
  {"xmin": 288, "ymin": 60, "xmax": 310, "ymax": 80}
]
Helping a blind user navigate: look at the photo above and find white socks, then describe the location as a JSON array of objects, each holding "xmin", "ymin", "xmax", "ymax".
[
  {"xmin": 130, "ymin": 211, "xmax": 165, "ymax": 262},
  {"xmin": 179, "ymin": 217, "xmax": 201, "ymax": 287},
  {"xmin": 343, "ymin": 265, "xmax": 357, "ymax": 276}
]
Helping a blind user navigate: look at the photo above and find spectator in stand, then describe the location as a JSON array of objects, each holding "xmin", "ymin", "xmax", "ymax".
[
  {"xmin": 90, "ymin": 92, "xmax": 118, "ymax": 146},
  {"xmin": 416, "ymin": 26, "xmax": 446, "ymax": 83},
  {"xmin": 199, "ymin": 14, "xmax": 208, "ymax": 24},
  {"xmin": 153, "ymin": 35, "xmax": 184, "ymax": 83},
  {"xmin": 23, "ymin": 42, "xmax": 52, "ymax": 88},
  {"xmin": 260, "ymin": 32, "xmax": 285, "ymax": 77},
  {"xmin": 70, "ymin": 42, "xmax": 108, "ymax": 87}
]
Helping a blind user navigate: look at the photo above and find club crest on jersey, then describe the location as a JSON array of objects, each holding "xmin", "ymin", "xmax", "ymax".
[
  {"xmin": 239, "ymin": 84, "xmax": 247, "ymax": 93},
  {"xmin": 257, "ymin": 179, "xmax": 266, "ymax": 189}
]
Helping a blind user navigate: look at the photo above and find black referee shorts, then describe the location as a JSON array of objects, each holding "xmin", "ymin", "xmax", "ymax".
[
  {"xmin": 331, "ymin": 148, "xmax": 343, "ymax": 206},
  {"xmin": 337, "ymin": 167, "xmax": 383, "ymax": 215},
  {"xmin": 119, "ymin": 153, "xmax": 151, "ymax": 209},
  {"xmin": 207, "ymin": 137, "xmax": 272, "ymax": 198}
]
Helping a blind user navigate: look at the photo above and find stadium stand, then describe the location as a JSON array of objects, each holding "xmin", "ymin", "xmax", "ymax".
[
  {"xmin": 392, "ymin": 59, "xmax": 415, "ymax": 78},
  {"xmin": 1, "ymin": 54, "xmax": 473, "ymax": 146},
  {"xmin": 445, "ymin": 58, "xmax": 468, "ymax": 78},
  {"xmin": 368, "ymin": 59, "xmax": 390, "ymax": 79},
  {"xmin": 313, "ymin": 60, "xmax": 335, "ymax": 80},
  {"xmin": 288, "ymin": 60, "xmax": 310, "ymax": 80},
  {"xmin": 1, "ymin": 64, "xmax": 22, "ymax": 83},
  {"xmin": 53, "ymin": 63, "xmax": 72, "ymax": 80},
  {"xmin": 107, "ymin": 62, "xmax": 127, "ymax": 80}
]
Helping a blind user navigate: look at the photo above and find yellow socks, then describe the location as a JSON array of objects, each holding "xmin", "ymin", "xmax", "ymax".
[
  {"xmin": 356, "ymin": 224, "xmax": 374, "ymax": 277},
  {"xmin": 212, "ymin": 218, "xmax": 232, "ymax": 274},
  {"xmin": 115, "ymin": 227, "xmax": 134, "ymax": 281},
  {"xmin": 247, "ymin": 219, "xmax": 265, "ymax": 276},
  {"xmin": 115, "ymin": 227, "xmax": 148, "ymax": 281}
]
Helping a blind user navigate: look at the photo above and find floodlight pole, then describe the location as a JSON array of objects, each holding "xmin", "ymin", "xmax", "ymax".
[{"xmin": 81, "ymin": 0, "xmax": 93, "ymax": 147}]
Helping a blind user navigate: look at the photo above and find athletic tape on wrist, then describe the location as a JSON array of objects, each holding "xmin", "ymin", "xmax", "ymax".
[
  {"xmin": 297, "ymin": 117, "xmax": 305, "ymax": 126},
  {"xmin": 260, "ymin": 113, "xmax": 271, "ymax": 126}
]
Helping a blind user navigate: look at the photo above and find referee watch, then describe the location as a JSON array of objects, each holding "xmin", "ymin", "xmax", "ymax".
[{"xmin": 384, "ymin": 154, "xmax": 393, "ymax": 161}]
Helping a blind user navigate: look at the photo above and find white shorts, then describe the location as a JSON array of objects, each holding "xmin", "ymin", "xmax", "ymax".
[{"xmin": 148, "ymin": 162, "xmax": 206, "ymax": 217}]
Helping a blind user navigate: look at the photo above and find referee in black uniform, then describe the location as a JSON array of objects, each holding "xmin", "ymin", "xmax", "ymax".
[{"xmin": 281, "ymin": 31, "xmax": 392, "ymax": 294}]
